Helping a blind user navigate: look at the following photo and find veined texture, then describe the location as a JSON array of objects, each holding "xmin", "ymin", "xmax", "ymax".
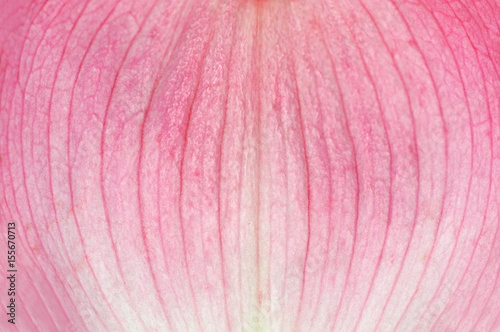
[{"xmin": 1, "ymin": 0, "xmax": 500, "ymax": 331}]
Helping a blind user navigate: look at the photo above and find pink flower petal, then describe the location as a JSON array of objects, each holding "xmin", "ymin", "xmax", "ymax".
[{"xmin": 1, "ymin": 0, "xmax": 499, "ymax": 330}]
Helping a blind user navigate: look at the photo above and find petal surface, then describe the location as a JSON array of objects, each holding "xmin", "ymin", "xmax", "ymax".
[{"xmin": 1, "ymin": 0, "xmax": 500, "ymax": 331}]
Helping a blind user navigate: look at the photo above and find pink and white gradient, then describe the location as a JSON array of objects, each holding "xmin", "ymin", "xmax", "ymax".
[{"xmin": 1, "ymin": 0, "xmax": 500, "ymax": 331}]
